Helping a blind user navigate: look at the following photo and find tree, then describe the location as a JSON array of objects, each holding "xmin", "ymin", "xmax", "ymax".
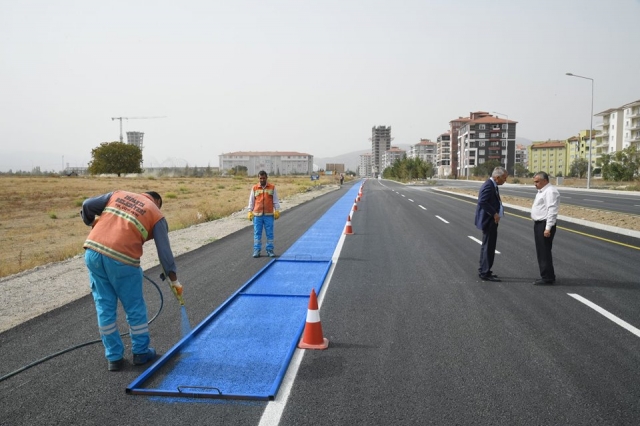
[
  {"xmin": 88, "ymin": 142, "xmax": 143, "ymax": 176},
  {"xmin": 569, "ymin": 158, "xmax": 588, "ymax": 178},
  {"xmin": 601, "ymin": 146, "xmax": 638, "ymax": 181},
  {"xmin": 472, "ymin": 159, "xmax": 501, "ymax": 177},
  {"xmin": 514, "ymin": 163, "xmax": 529, "ymax": 178},
  {"xmin": 380, "ymin": 156, "xmax": 435, "ymax": 181}
]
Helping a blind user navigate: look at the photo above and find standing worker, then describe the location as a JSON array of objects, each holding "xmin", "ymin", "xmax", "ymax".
[
  {"xmin": 531, "ymin": 172, "xmax": 560, "ymax": 285},
  {"xmin": 248, "ymin": 170, "xmax": 281, "ymax": 258},
  {"xmin": 474, "ymin": 166, "xmax": 508, "ymax": 282},
  {"xmin": 81, "ymin": 190, "xmax": 182, "ymax": 371}
]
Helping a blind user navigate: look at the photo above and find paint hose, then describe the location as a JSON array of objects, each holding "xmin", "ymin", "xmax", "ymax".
[{"xmin": 0, "ymin": 274, "xmax": 164, "ymax": 383}]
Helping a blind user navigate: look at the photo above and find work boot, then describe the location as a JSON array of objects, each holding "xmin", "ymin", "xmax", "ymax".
[
  {"xmin": 133, "ymin": 348, "xmax": 156, "ymax": 366},
  {"xmin": 253, "ymin": 250, "xmax": 260, "ymax": 258},
  {"xmin": 108, "ymin": 358, "xmax": 124, "ymax": 372},
  {"xmin": 266, "ymin": 249, "xmax": 275, "ymax": 258}
]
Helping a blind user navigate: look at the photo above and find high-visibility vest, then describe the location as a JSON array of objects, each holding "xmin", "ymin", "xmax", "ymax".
[
  {"xmin": 251, "ymin": 183, "xmax": 276, "ymax": 216},
  {"xmin": 84, "ymin": 191, "xmax": 164, "ymax": 266}
]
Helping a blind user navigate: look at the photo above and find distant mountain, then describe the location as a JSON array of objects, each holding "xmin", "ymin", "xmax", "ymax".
[{"xmin": 314, "ymin": 144, "xmax": 411, "ymax": 172}]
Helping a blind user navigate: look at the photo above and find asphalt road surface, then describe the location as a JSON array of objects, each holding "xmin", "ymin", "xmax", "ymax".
[
  {"xmin": 436, "ymin": 178, "xmax": 640, "ymax": 216},
  {"xmin": 2, "ymin": 179, "xmax": 640, "ymax": 426}
]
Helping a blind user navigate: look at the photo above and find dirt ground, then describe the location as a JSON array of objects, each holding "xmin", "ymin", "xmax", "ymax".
[{"xmin": 0, "ymin": 184, "xmax": 340, "ymax": 333}]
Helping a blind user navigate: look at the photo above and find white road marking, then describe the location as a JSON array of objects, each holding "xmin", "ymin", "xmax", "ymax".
[
  {"xmin": 467, "ymin": 236, "xmax": 501, "ymax": 254},
  {"xmin": 584, "ymin": 199, "xmax": 603, "ymax": 202},
  {"xmin": 419, "ymin": 205, "xmax": 427, "ymax": 210},
  {"xmin": 259, "ymin": 221, "xmax": 346, "ymax": 426},
  {"xmin": 568, "ymin": 293, "xmax": 640, "ymax": 338},
  {"xmin": 435, "ymin": 215, "xmax": 449, "ymax": 224},
  {"xmin": 408, "ymin": 199, "xmax": 414, "ymax": 202}
]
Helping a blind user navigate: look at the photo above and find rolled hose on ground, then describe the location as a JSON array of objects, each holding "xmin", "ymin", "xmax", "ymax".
[{"xmin": 0, "ymin": 274, "xmax": 164, "ymax": 383}]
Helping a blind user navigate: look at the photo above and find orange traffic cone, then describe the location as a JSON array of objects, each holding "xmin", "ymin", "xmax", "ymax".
[
  {"xmin": 298, "ymin": 289, "xmax": 329, "ymax": 350},
  {"xmin": 344, "ymin": 215, "xmax": 354, "ymax": 235},
  {"xmin": 353, "ymin": 201, "xmax": 358, "ymax": 211}
]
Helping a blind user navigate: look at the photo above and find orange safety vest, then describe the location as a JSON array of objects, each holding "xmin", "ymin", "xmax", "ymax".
[
  {"xmin": 251, "ymin": 183, "xmax": 276, "ymax": 216},
  {"xmin": 83, "ymin": 191, "xmax": 164, "ymax": 267}
]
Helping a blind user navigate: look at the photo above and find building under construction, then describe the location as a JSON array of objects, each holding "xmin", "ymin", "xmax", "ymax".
[{"xmin": 126, "ymin": 131, "xmax": 144, "ymax": 151}]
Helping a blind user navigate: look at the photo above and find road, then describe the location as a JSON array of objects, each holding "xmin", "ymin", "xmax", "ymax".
[
  {"xmin": 2, "ymin": 180, "xmax": 640, "ymax": 425},
  {"xmin": 435, "ymin": 178, "xmax": 640, "ymax": 216}
]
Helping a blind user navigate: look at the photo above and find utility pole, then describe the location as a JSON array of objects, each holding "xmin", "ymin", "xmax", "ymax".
[
  {"xmin": 111, "ymin": 116, "xmax": 166, "ymax": 143},
  {"xmin": 565, "ymin": 73, "xmax": 594, "ymax": 189}
]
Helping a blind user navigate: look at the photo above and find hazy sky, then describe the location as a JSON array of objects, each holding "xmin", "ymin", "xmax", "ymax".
[{"xmin": 2, "ymin": 0, "xmax": 639, "ymax": 172}]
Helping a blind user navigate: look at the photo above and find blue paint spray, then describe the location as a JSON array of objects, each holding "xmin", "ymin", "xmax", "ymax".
[{"xmin": 161, "ymin": 271, "xmax": 191, "ymax": 337}]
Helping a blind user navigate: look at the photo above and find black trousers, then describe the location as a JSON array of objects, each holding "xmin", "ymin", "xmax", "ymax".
[
  {"xmin": 534, "ymin": 220, "xmax": 556, "ymax": 281},
  {"xmin": 478, "ymin": 221, "xmax": 498, "ymax": 276}
]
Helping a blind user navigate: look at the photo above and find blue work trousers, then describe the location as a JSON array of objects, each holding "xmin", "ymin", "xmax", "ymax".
[
  {"xmin": 84, "ymin": 249, "xmax": 150, "ymax": 361},
  {"xmin": 253, "ymin": 215, "xmax": 275, "ymax": 252}
]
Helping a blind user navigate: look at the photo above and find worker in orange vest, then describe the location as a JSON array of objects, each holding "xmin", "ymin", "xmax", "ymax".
[{"xmin": 247, "ymin": 171, "xmax": 281, "ymax": 258}]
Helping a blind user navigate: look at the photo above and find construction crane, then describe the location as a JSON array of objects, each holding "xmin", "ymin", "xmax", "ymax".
[{"xmin": 111, "ymin": 116, "xmax": 167, "ymax": 143}]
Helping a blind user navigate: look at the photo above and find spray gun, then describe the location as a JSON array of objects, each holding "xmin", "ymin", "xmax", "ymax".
[{"xmin": 160, "ymin": 272, "xmax": 185, "ymax": 306}]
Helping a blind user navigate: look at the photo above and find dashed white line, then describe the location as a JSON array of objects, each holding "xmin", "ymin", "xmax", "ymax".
[
  {"xmin": 468, "ymin": 236, "xmax": 482, "ymax": 244},
  {"xmin": 569, "ymin": 293, "xmax": 640, "ymax": 338},
  {"xmin": 419, "ymin": 205, "xmax": 427, "ymax": 210},
  {"xmin": 584, "ymin": 199, "xmax": 603, "ymax": 203},
  {"xmin": 467, "ymin": 236, "xmax": 501, "ymax": 254},
  {"xmin": 408, "ymin": 199, "xmax": 414, "ymax": 202},
  {"xmin": 435, "ymin": 215, "xmax": 449, "ymax": 224}
]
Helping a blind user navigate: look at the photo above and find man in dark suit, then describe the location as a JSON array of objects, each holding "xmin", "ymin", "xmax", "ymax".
[{"xmin": 474, "ymin": 166, "xmax": 508, "ymax": 282}]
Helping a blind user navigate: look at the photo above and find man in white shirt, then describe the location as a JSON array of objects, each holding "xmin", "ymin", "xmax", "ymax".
[{"xmin": 530, "ymin": 172, "xmax": 560, "ymax": 285}]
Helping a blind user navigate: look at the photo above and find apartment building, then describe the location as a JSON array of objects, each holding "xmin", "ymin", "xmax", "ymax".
[
  {"xmin": 577, "ymin": 129, "xmax": 599, "ymax": 172},
  {"xmin": 449, "ymin": 118, "xmax": 467, "ymax": 177},
  {"xmin": 219, "ymin": 151, "xmax": 313, "ymax": 176},
  {"xmin": 371, "ymin": 125, "xmax": 392, "ymax": 176},
  {"xmin": 567, "ymin": 135, "xmax": 580, "ymax": 169},
  {"xmin": 515, "ymin": 144, "xmax": 529, "ymax": 173},
  {"xmin": 596, "ymin": 99, "xmax": 640, "ymax": 155},
  {"xmin": 409, "ymin": 139, "xmax": 437, "ymax": 168},
  {"xmin": 457, "ymin": 111, "xmax": 517, "ymax": 177},
  {"xmin": 528, "ymin": 141, "xmax": 568, "ymax": 177},
  {"xmin": 382, "ymin": 146, "xmax": 406, "ymax": 170},
  {"xmin": 623, "ymin": 100, "xmax": 640, "ymax": 151},
  {"xmin": 359, "ymin": 152, "xmax": 373, "ymax": 177},
  {"xmin": 436, "ymin": 131, "xmax": 452, "ymax": 177}
]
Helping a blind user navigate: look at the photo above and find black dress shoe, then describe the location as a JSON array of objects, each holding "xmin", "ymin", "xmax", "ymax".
[
  {"xmin": 479, "ymin": 274, "xmax": 501, "ymax": 282},
  {"xmin": 533, "ymin": 279, "xmax": 555, "ymax": 285}
]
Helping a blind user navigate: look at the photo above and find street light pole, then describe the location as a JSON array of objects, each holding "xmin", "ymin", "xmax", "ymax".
[
  {"xmin": 492, "ymin": 111, "xmax": 509, "ymax": 174},
  {"xmin": 565, "ymin": 72, "xmax": 594, "ymax": 189}
]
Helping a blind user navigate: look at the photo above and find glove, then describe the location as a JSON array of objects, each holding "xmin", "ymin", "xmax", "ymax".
[
  {"xmin": 274, "ymin": 210, "xmax": 280, "ymax": 220},
  {"xmin": 248, "ymin": 211, "xmax": 254, "ymax": 221},
  {"xmin": 170, "ymin": 280, "xmax": 183, "ymax": 296}
]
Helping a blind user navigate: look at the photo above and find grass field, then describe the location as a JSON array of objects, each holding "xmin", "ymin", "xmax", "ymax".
[{"xmin": 0, "ymin": 174, "xmax": 336, "ymax": 278}]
